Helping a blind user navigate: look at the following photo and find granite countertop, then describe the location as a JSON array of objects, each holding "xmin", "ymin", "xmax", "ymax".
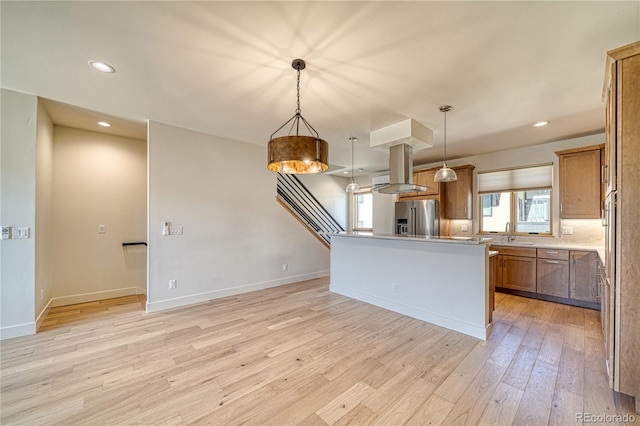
[{"xmin": 332, "ymin": 232, "xmax": 491, "ymax": 245}]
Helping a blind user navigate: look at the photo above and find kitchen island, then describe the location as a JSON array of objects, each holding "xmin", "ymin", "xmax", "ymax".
[{"xmin": 330, "ymin": 232, "xmax": 492, "ymax": 340}]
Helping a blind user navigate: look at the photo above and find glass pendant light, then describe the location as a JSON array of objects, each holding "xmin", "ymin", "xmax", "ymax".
[
  {"xmin": 434, "ymin": 105, "xmax": 457, "ymax": 182},
  {"xmin": 267, "ymin": 59, "xmax": 329, "ymax": 174},
  {"xmin": 345, "ymin": 137, "xmax": 360, "ymax": 192}
]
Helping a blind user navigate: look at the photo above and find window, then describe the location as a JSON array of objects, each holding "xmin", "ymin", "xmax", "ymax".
[
  {"xmin": 353, "ymin": 190, "xmax": 373, "ymax": 231},
  {"xmin": 478, "ymin": 165, "xmax": 552, "ymax": 236}
]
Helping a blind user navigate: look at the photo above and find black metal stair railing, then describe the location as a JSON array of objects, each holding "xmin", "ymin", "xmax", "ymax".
[{"xmin": 276, "ymin": 173, "xmax": 344, "ymax": 247}]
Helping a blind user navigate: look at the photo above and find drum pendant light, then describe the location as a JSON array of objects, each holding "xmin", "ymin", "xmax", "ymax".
[
  {"xmin": 267, "ymin": 59, "xmax": 329, "ymax": 174},
  {"xmin": 434, "ymin": 105, "xmax": 457, "ymax": 182},
  {"xmin": 345, "ymin": 137, "xmax": 360, "ymax": 192}
]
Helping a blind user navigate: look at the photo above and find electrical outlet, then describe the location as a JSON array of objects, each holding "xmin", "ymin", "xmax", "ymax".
[
  {"xmin": 98, "ymin": 225, "xmax": 106, "ymax": 234},
  {"xmin": 282, "ymin": 264, "xmax": 288, "ymax": 271},
  {"xmin": 1, "ymin": 226, "xmax": 11, "ymax": 239},
  {"xmin": 169, "ymin": 279, "xmax": 177, "ymax": 289},
  {"xmin": 461, "ymin": 224, "xmax": 469, "ymax": 232},
  {"xmin": 392, "ymin": 282, "xmax": 398, "ymax": 293},
  {"xmin": 562, "ymin": 226, "xmax": 573, "ymax": 235}
]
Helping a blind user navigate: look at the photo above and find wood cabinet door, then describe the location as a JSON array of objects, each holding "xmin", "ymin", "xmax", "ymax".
[
  {"xmin": 558, "ymin": 148, "xmax": 602, "ymax": 219},
  {"xmin": 570, "ymin": 251, "xmax": 598, "ymax": 302},
  {"xmin": 416, "ymin": 169, "xmax": 439, "ymax": 196},
  {"xmin": 398, "ymin": 170, "xmax": 440, "ymax": 200},
  {"xmin": 491, "ymin": 255, "xmax": 503, "ymax": 289},
  {"xmin": 604, "ymin": 61, "xmax": 617, "ymax": 195},
  {"xmin": 502, "ymin": 255, "xmax": 536, "ymax": 292},
  {"xmin": 444, "ymin": 165, "xmax": 474, "ymax": 219},
  {"xmin": 537, "ymin": 258, "xmax": 569, "ymax": 297}
]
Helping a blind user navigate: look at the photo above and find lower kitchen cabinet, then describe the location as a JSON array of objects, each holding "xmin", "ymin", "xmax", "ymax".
[
  {"xmin": 570, "ymin": 250, "xmax": 598, "ymax": 303},
  {"xmin": 537, "ymin": 258, "xmax": 569, "ymax": 298},
  {"xmin": 501, "ymin": 255, "xmax": 537, "ymax": 292},
  {"xmin": 492, "ymin": 245, "xmax": 600, "ymax": 309}
]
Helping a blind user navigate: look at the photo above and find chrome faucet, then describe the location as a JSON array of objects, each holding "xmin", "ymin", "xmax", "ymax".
[{"xmin": 505, "ymin": 221, "xmax": 515, "ymax": 243}]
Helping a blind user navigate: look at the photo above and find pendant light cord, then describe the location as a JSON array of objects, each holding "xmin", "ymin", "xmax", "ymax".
[
  {"xmin": 351, "ymin": 138, "xmax": 355, "ymax": 182},
  {"xmin": 296, "ymin": 67, "xmax": 301, "ymax": 114},
  {"xmin": 443, "ymin": 109, "xmax": 447, "ymax": 163}
]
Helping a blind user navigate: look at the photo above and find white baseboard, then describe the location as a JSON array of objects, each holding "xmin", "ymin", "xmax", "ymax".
[
  {"xmin": 146, "ymin": 271, "xmax": 329, "ymax": 313},
  {"xmin": 51, "ymin": 287, "xmax": 143, "ymax": 308},
  {"xmin": 0, "ymin": 322, "xmax": 36, "ymax": 340},
  {"xmin": 36, "ymin": 298, "xmax": 54, "ymax": 331}
]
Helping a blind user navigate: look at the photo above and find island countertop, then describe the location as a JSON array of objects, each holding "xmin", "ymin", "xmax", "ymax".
[{"xmin": 332, "ymin": 232, "xmax": 491, "ymax": 245}]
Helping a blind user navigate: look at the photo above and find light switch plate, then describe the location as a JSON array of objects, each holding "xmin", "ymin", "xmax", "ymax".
[
  {"xmin": 169, "ymin": 225, "xmax": 183, "ymax": 235},
  {"xmin": 13, "ymin": 227, "xmax": 30, "ymax": 239},
  {"xmin": 1, "ymin": 227, "xmax": 11, "ymax": 240}
]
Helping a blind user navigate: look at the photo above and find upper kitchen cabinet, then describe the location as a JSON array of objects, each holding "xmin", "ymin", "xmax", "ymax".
[
  {"xmin": 604, "ymin": 59, "xmax": 617, "ymax": 196},
  {"xmin": 556, "ymin": 145, "xmax": 603, "ymax": 219},
  {"xmin": 398, "ymin": 168, "xmax": 441, "ymax": 200},
  {"xmin": 444, "ymin": 165, "xmax": 474, "ymax": 219}
]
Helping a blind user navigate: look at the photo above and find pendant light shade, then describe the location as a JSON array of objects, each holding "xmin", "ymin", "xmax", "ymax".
[
  {"xmin": 345, "ymin": 137, "xmax": 360, "ymax": 192},
  {"xmin": 268, "ymin": 59, "xmax": 329, "ymax": 174},
  {"xmin": 434, "ymin": 105, "xmax": 457, "ymax": 183}
]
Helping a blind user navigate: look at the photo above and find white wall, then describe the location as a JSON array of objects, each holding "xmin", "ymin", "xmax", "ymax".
[
  {"xmin": 146, "ymin": 121, "xmax": 329, "ymax": 312},
  {"xmin": 296, "ymin": 173, "xmax": 349, "ymax": 229},
  {"xmin": 0, "ymin": 89, "xmax": 37, "ymax": 339},
  {"xmin": 50, "ymin": 126, "xmax": 147, "ymax": 305},
  {"xmin": 35, "ymin": 101, "xmax": 54, "ymax": 324}
]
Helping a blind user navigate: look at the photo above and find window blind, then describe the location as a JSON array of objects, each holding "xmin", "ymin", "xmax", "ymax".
[{"xmin": 477, "ymin": 164, "xmax": 553, "ymax": 193}]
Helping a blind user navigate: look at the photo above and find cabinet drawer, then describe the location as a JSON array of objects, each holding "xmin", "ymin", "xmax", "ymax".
[
  {"xmin": 492, "ymin": 246, "xmax": 536, "ymax": 258},
  {"xmin": 537, "ymin": 248, "xmax": 569, "ymax": 260}
]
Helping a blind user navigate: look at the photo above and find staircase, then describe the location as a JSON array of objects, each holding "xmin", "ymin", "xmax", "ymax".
[{"xmin": 276, "ymin": 173, "xmax": 344, "ymax": 248}]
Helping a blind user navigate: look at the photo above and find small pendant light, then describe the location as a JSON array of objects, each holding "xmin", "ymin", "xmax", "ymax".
[
  {"xmin": 345, "ymin": 137, "xmax": 360, "ymax": 192},
  {"xmin": 267, "ymin": 59, "xmax": 329, "ymax": 174},
  {"xmin": 434, "ymin": 105, "xmax": 457, "ymax": 182}
]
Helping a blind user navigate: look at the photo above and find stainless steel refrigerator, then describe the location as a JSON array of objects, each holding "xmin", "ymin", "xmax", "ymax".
[{"xmin": 394, "ymin": 200, "xmax": 440, "ymax": 236}]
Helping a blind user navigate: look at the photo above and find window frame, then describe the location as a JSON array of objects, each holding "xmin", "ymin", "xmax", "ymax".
[
  {"xmin": 478, "ymin": 187, "xmax": 553, "ymax": 237},
  {"xmin": 352, "ymin": 188, "xmax": 373, "ymax": 232}
]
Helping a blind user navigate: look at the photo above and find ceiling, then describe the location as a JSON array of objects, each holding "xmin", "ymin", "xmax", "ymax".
[{"xmin": 2, "ymin": 1, "xmax": 638, "ymax": 176}]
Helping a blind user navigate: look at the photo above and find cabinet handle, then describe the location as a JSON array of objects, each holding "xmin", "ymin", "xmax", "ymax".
[
  {"xmin": 544, "ymin": 260, "xmax": 560, "ymax": 264},
  {"xmin": 602, "ymin": 207, "xmax": 609, "ymax": 227},
  {"xmin": 602, "ymin": 164, "xmax": 609, "ymax": 184},
  {"xmin": 545, "ymin": 251, "xmax": 559, "ymax": 254},
  {"xmin": 560, "ymin": 203, "xmax": 563, "ymax": 213}
]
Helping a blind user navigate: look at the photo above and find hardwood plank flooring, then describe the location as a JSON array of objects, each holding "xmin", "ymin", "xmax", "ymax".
[{"xmin": 1, "ymin": 277, "xmax": 637, "ymax": 425}]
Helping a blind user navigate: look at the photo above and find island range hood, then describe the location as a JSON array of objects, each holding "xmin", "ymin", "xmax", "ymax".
[{"xmin": 375, "ymin": 143, "xmax": 428, "ymax": 194}]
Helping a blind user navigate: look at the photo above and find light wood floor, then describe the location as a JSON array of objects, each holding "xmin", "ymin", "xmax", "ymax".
[{"xmin": 1, "ymin": 277, "xmax": 636, "ymax": 425}]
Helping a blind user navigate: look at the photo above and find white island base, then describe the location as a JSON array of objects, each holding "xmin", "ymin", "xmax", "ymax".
[{"xmin": 330, "ymin": 233, "xmax": 492, "ymax": 340}]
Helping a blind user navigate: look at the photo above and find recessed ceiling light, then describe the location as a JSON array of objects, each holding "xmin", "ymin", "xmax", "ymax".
[
  {"xmin": 533, "ymin": 121, "xmax": 549, "ymax": 127},
  {"xmin": 97, "ymin": 121, "xmax": 111, "ymax": 127},
  {"xmin": 343, "ymin": 171, "xmax": 349, "ymax": 174},
  {"xmin": 88, "ymin": 60, "xmax": 115, "ymax": 73}
]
